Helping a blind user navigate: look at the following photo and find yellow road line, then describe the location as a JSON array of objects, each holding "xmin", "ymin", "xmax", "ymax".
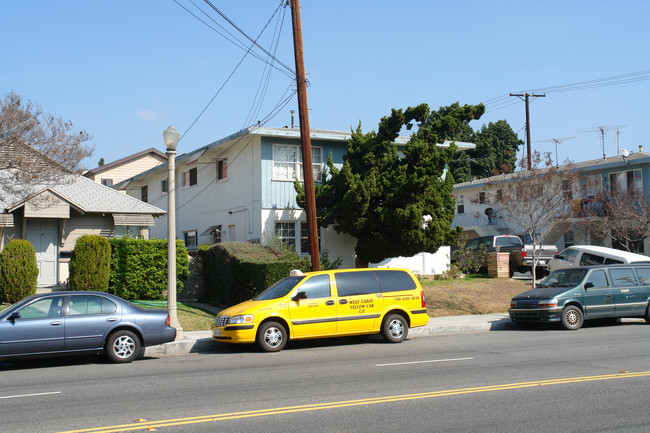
[{"xmin": 59, "ymin": 371, "xmax": 650, "ymax": 433}]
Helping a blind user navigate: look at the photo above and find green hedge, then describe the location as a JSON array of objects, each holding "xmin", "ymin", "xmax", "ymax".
[
  {"xmin": 0, "ymin": 240, "xmax": 38, "ymax": 303},
  {"xmin": 109, "ymin": 238, "xmax": 190, "ymax": 300},
  {"xmin": 199, "ymin": 242, "xmax": 309, "ymax": 307},
  {"xmin": 69, "ymin": 235, "xmax": 111, "ymax": 291}
]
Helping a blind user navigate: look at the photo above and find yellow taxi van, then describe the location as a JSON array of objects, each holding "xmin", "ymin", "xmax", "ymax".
[{"xmin": 212, "ymin": 268, "xmax": 429, "ymax": 351}]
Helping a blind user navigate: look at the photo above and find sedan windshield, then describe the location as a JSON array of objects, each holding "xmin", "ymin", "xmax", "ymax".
[
  {"xmin": 253, "ymin": 276, "xmax": 306, "ymax": 301},
  {"xmin": 538, "ymin": 269, "xmax": 587, "ymax": 288}
]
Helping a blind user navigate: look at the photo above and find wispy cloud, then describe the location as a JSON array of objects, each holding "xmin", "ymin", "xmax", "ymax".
[{"xmin": 132, "ymin": 110, "xmax": 161, "ymax": 122}]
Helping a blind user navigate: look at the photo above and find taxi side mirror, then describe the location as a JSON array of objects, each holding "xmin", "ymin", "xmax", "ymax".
[
  {"xmin": 583, "ymin": 282, "xmax": 594, "ymax": 290},
  {"xmin": 291, "ymin": 291, "xmax": 307, "ymax": 302}
]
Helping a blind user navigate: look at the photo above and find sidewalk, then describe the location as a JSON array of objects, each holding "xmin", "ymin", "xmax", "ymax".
[{"xmin": 144, "ymin": 312, "xmax": 518, "ymax": 357}]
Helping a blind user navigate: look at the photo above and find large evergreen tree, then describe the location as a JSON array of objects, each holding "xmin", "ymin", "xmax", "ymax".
[{"xmin": 297, "ymin": 102, "xmax": 484, "ymax": 267}]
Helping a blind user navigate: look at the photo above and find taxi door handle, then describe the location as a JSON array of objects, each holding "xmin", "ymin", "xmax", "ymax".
[
  {"xmin": 339, "ymin": 299, "xmax": 348, "ymax": 305},
  {"xmin": 325, "ymin": 300, "xmax": 335, "ymax": 306}
]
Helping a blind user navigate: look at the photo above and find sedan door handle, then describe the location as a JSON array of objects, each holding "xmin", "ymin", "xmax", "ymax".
[
  {"xmin": 50, "ymin": 321, "xmax": 63, "ymax": 326},
  {"xmin": 106, "ymin": 317, "xmax": 118, "ymax": 322},
  {"xmin": 325, "ymin": 300, "xmax": 335, "ymax": 306},
  {"xmin": 339, "ymin": 299, "xmax": 348, "ymax": 305}
]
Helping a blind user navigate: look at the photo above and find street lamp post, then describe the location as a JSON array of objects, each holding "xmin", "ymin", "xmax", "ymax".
[{"xmin": 163, "ymin": 125, "xmax": 183, "ymax": 340}]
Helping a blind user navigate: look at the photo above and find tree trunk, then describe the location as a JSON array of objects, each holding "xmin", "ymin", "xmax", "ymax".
[{"xmin": 355, "ymin": 257, "xmax": 369, "ymax": 268}]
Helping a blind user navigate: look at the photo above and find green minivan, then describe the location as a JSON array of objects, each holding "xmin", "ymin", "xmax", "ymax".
[{"xmin": 509, "ymin": 264, "xmax": 650, "ymax": 330}]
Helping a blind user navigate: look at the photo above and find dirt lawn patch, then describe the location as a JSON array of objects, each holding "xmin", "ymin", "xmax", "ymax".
[{"xmin": 420, "ymin": 276, "xmax": 533, "ymax": 317}]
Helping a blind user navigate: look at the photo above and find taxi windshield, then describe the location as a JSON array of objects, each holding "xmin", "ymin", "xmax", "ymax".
[
  {"xmin": 253, "ymin": 276, "xmax": 306, "ymax": 301},
  {"xmin": 538, "ymin": 269, "xmax": 587, "ymax": 288}
]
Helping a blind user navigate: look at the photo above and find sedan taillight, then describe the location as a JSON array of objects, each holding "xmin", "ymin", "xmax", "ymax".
[{"xmin": 165, "ymin": 315, "xmax": 171, "ymax": 326}]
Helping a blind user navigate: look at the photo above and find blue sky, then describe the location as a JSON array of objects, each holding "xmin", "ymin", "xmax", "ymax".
[{"xmin": 2, "ymin": 1, "xmax": 649, "ymax": 170}]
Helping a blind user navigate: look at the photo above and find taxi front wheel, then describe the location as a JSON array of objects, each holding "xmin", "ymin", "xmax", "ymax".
[
  {"xmin": 382, "ymin": 314, "xmax": 408, "ymax": 343},
  {"xmin": 257, "ymin": 321, "xmax": 287, "ymax": 352}
]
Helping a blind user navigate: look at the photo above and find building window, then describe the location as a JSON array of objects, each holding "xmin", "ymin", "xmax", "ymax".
[
  {"xmin": 161, "ymin": 179, "xmax": 168, "ymax": 194},
  {"xmin": 141, "ymin": 185, "xmax": 148, "ymax": 203},
  {"xmin": 101, "ymin": 179, "xmax": 113, "ymax": 187},
  {"xmin": 478, "ymin": 192, "xmax": 485, "ymax": 204},
  {"xmin": 275, "ymin": 222, "xmax": 296, "ymax": 250},
  {"xmin": 562, "ymin": 180, "xmax": 573, "ymax": 200},
  {"xmin": 609, "ymin": 169, "xmax": 642, "ymax": 196},
  {"xmin": 184, "ymin": 167, "xmax": 198, "ymax": 187},
  {"xmin": 217, "ymin": 159, "xmax": 227, "ymax": 180},
  {"xmin": 184, "ymin": 230, "xmax": 198, "ymax": 249},
  {"xmin": 300, "ymin": 223, "xmax": 322, "ymax": 255},
  {"xmin": 496, "ymin": 189, "xmax": 503, "ymax": 201},
  {"xmin": 273, "ymin": 144, "xmax": 322, "ymax": 182},
  {"xmin": 457, "ymin": 195, "xmax": 464, "ymax": 214},
  {"xmin": 211, "ymin": 225, "xmax": 222, "ymax": 244}
]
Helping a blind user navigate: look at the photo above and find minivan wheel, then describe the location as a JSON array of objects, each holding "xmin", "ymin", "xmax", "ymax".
[
  {"xmin": 561, "ymin": 306, "xmax": 584, "ymax": 330},
  {"xmin": 257, "ymin": 321, "xmax": 287, "ymax": 352},
  {"xmin": 382, "ymin": 314, "xmax": 408, "ymax": 343},
  {"xmin": 106, "ymin": 330, "xmax": 140, "ymax": 363}
]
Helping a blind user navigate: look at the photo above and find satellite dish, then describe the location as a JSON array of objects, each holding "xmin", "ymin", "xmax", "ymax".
[{"xmin": 621, "ymin": 148, "xmax": 630, "ymax": 157}]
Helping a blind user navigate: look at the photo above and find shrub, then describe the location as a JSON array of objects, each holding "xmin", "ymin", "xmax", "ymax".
[
  {"xmin": 450, "ymin": 234, "xmax": 487, "ymax": 275},
  {"xmin": 69, "ymin": 235, "xmax": 111, "ymax": 291},
  {"xmin": 0, "ymin": 240, "xmax": 38, "ymax": 303},
  {"xmin": 200, "ymin": 242, "xmax": 308, "ymax": 306},
  {"xmin": 109, "ymin": 238, "xmax": 190, "ymax": 300}
]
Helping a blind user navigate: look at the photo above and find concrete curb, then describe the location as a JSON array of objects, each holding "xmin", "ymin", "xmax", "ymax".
[{"xmin": 144, "ymin": 313, "xmax": 518, "ymax": 357}]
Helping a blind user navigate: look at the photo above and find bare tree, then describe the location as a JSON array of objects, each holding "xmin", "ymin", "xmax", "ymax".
[
  {"xmin": 0, "ymin": 91, "xmax": 94, "ymax": 201},
  {"xmin": 583, "ymin": 189, "xmax": 650, "ymax": 253},
  {"xmin": 487, "ymin": 151, "xmax": 578, "ymax": 285}
]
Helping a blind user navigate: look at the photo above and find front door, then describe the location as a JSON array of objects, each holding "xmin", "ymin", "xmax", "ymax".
[
  {"xmin": 582, "ymin": 269, "xmax": 615, "ymax": 319},
  {"xmin": 288, "ymin": 274, "xmax": 337, "ymax": 337},
  {"xmin": 26, "ymin": 219, "xmax": 58, "ymax": 286},
  {"xmin": 0, "ymin": 296, "xmax": 65, "ymax": 356}
]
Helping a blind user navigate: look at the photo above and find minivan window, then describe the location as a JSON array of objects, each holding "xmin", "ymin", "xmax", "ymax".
[
  {"xmin": 254, "ymin": 276, "xmax": 305, "ymax": 301},
  {"xmin": 557, "ymin": 248, "xmax": 579, "ymax": 261},
  {"xmin": 585, "ymin": 269, "xmax": 609, "ymax": 288},
  {"xmin": 335, "ymin": 271, "xmax": 380, "ymax": 296},
  {"xmin": 539, "ymin": 269, "xmax": 587, "ymax": 288},
  {"xmin": 608, "ymin": 268, "xmax": 638, "ymax": 286},
  {"xmin": 296, "ymin": 275, "xmax": 331, "ymax": 299},
  {"xmin": 579, "ymin": 252, "xmax": 605, "ymax": 266},
  {"xmin": 376, "ymin": 270, "xmax": 416, "ymax": 292},
  {"xmin": 636, "ymin": 267, "xmax": 650, "ymax": 285}
]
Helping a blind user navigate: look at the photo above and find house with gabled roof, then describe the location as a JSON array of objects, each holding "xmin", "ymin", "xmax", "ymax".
[
  {"xmin": 0, "ymin": 139, "xmax": 165, "ymax": 287},
  {"xmin": 83, "ymin": 147, "xmax": 167, "ymax": 188},
  {"xmin": 115, "ymin": 126, "xmax": 475, "ymax": 273}
]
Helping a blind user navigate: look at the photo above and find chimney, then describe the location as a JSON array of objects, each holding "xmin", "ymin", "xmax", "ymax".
[
  {"xmin": 640, "ymin": 145, "xmax": 644, "ymax": 152},
  {"xmin": 291, "ymin": 110, "xmax": 296, "ymax": 128}
]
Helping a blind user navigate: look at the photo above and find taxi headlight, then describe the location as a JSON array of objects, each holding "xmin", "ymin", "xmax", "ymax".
[{"xmin": 229, "ymin": 315, "xmax": 254, "ymax": 324}]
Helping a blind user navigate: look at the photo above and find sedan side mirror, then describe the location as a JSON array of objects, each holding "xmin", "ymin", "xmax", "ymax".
[
  {"xmin": 8, "ymin": 311, "xmax": 21, "ymax": 321},
  {"xmin": 291, "ymin": 291, "xmax": 307, "ymax": 302},
  {"xmin": 583, "ymin": 282, "xmax": 594, "ymax": 290}
]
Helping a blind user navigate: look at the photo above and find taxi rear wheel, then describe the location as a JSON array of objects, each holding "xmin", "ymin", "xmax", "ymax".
[
  {"xmin": 257, "ymin": 321, "xmax": 287, "ymax": 352},
  {"xmin": 561, "ymin": 306, "xmax": 583, "ymax": 330},
  {"xmin": 382, "ymin": 314, "xmax": 408, "ymax": 343}
]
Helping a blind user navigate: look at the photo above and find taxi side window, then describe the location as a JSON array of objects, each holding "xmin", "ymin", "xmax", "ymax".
[
  {"xmin": 579, "ymin": 253, "xmax": 605, "ymax": 266},
  {"xmin": 608, "ymin": 268, "xmax": 638, "ymax": 286},
  {"xmin": 298, "ymin": 275, "xmax": 331, "ymax": 299},
  {"xmin": 376, "ymin": 270, "xmax": 416, "ymax": 292},
  {"xmin": 636, "ymin": 268, "xmax": 650, "ymax": 285},
  {"xmin": 585, "ymin": 270, "xmax": 609, "ymax": 288},
  {"xmin": 335, "ymin": 271, "xmax": 380, "ymax": 296}
]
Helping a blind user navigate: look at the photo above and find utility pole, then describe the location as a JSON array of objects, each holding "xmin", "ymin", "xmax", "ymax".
[
  {"xmin": 290, "ymin": 0, "xmax": 320, "ymax": 271},
  {"xmin": 510, "ymin": 93, "xmax": 545, "ymax": 170}
]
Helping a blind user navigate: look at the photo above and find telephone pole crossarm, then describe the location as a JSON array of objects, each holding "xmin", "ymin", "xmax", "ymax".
[{"xmin": 510, "ymin": 93, "xmax": 546, "ymax": 170}]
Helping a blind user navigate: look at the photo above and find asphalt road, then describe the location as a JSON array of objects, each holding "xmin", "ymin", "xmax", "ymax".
[{"xmin": 2, "ymin": 321, "xmax": 650, "ymax": 433}]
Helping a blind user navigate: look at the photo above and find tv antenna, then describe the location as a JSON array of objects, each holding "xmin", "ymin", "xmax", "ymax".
[
  {"xmin": 537, "ymin": 136, "xmax": 576, "ymax": 167},
  {"xmin": 577, "ymin": 124, "xmax": 627, "ymax": 159}
]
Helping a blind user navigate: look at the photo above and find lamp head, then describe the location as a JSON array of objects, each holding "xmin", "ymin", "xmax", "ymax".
[{"xmin": 163, "ymin": 125, "xmax": 180, "ymax": 151}]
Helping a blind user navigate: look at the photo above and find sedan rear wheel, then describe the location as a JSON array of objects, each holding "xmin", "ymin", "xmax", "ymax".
[
  {"xmin": 561, "ymin": 305, "xmax": 584, "ymax": 330},
  {"xmin": 106, "ymin": 330, "xmax": 140, "ymax": 363}
]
